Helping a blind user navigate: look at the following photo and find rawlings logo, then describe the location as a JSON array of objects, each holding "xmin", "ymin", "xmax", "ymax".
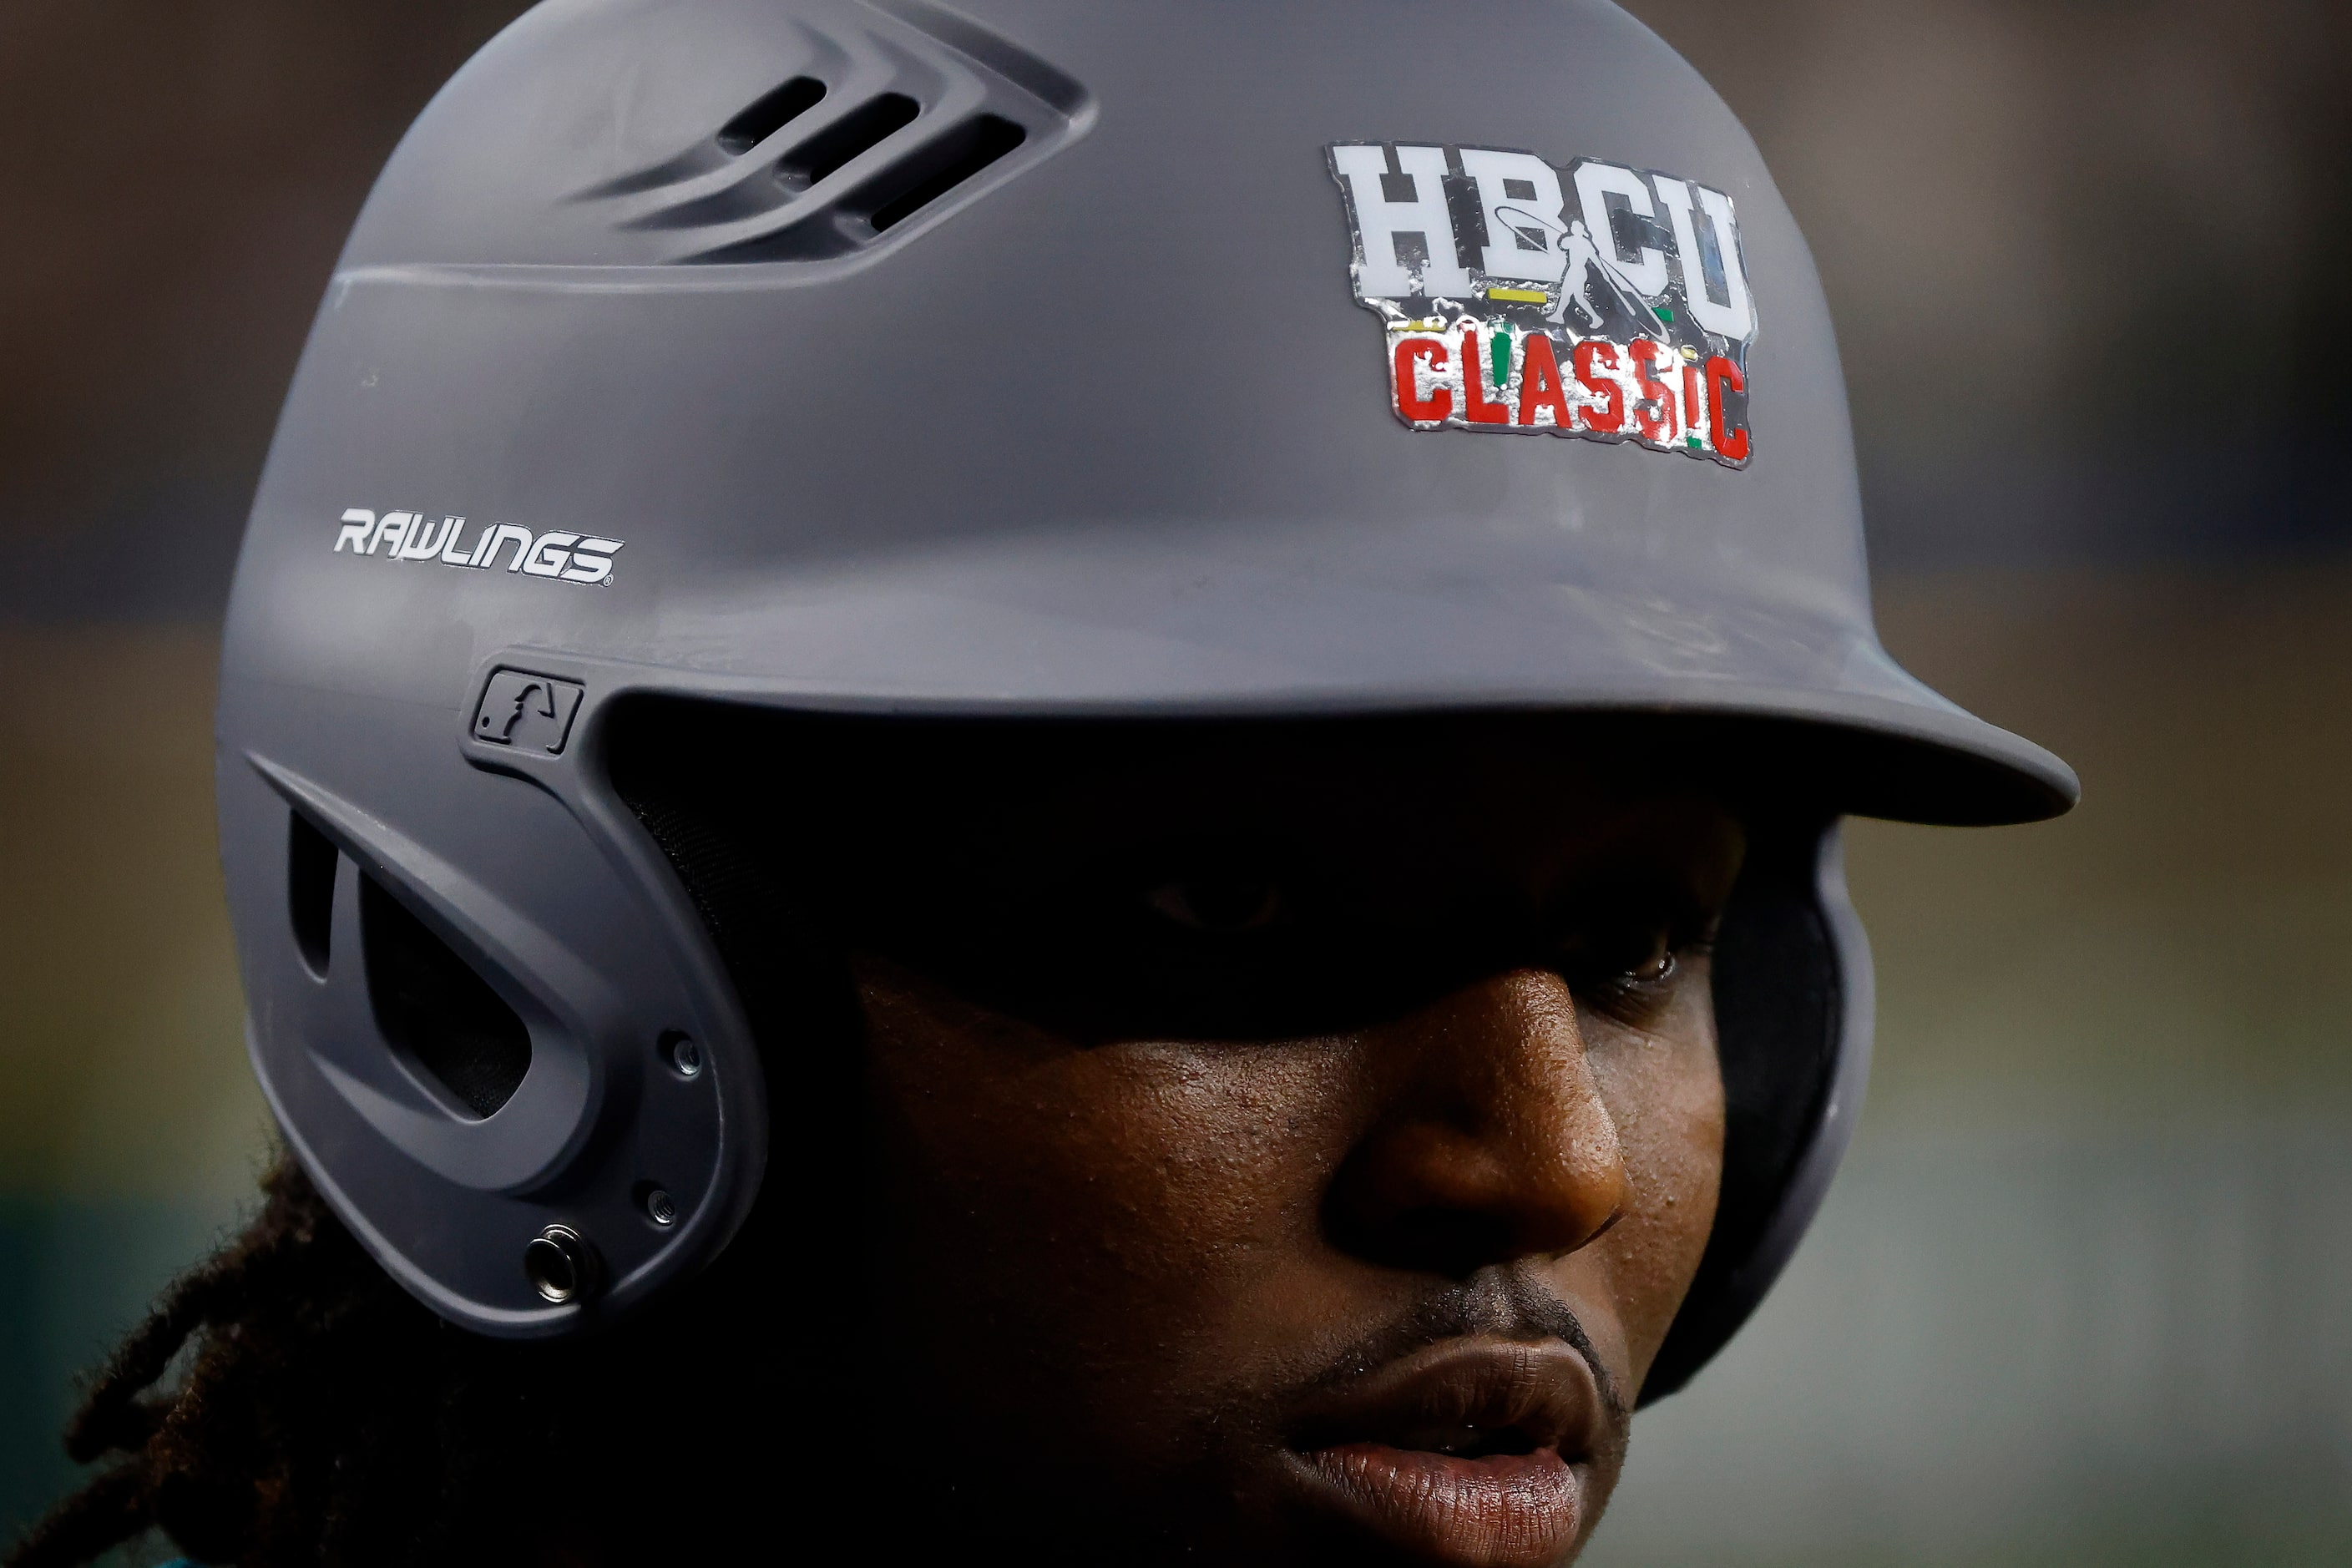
[
  {"xmin": 331, "ymin": 508, "xmax": 622, "ymax": 584},
  {"xmin": 1329, "ymin": 143, "xmax": 1756, "ymax": 466}
]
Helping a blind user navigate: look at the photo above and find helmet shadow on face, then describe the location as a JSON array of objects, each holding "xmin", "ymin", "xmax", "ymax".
[
  {"xmin": 600, "ymin": 701, "xmax": 1764, "ymax": 1559},
  {"xmin": 609, "ymin": 701, "xmax": 1752, "ymax": 1044}
]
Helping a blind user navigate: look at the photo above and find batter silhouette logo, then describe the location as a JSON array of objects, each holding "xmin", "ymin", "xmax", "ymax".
[
  {"xmin": 1328, "ymin": 143, "xmax": 1757, "ymax": 466},
  {"xmin": 472, "ymin": 670, "xmax": 584, "ymax": 756}
]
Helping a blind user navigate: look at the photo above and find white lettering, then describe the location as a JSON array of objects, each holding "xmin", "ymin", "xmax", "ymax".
[
  {"xmin": 1655, "ymin": 180, "xmax": 1754, "ymax": 342},
  {"xmin": 332, "ymin": 505, "xmax": 623, "ymax": 582},
  {"xmin": 559, "ymin": 539, "xmax": 621, "ymax": 584},
  {"xmin": 477, "ymin": 523, "xmax": 534, "ymax": 571},
  {"xmin": 1332, "ymin": 144, "xmax": 1473, "ymax": 298},
  {"xmin": 399, "ymin": 516, "xmax": 455, "ymax": 561},
  {"xmin": 1459, "ymin": 149, "xmax": 1565, "ymax": 286},
  {"xmin": 1572, "ymin": 163, "xmax": 1668, "ymax": 299},
  {"xmin": 367, "ymin": 511, "xmax": 414, "ymax": 556},
  {"xmin": 522, "ymin": 531, "xmax": 582, "ymax": 577}
]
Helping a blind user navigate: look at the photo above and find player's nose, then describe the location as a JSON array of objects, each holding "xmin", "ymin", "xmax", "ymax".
[{"xmin": 1323, "ymin": 968, "xmax": 1626, "ymax": 1277}]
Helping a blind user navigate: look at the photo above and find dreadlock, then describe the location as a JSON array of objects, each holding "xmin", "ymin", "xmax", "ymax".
[
  {"xmin": 8, "ymin": 1154, "xmax": 517, "ymax": 1566},
  {"xmin": 6, "ymin": 1122, "xmax": 873, "ymax": 1568}
]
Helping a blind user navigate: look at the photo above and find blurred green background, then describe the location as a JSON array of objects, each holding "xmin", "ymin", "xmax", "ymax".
[{"xmin": 3, "ymin": 0, "xmax": 2349, "ymax": 1561}]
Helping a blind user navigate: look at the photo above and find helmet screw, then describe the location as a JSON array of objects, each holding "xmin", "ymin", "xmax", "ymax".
[
  {"xmin": 661, "ymin": 1031, "xmax": 703, "ymax": 1078},
  {"xmin": 523, "ymin": 1224, "xmax": 600, "ymax": 1304},
  {"xmin": 644, "ymin": 1186, "xmax": 679, "ymax": 1227}
]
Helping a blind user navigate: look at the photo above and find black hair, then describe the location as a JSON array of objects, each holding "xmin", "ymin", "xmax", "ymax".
[
  {"xmin": 9, "ymin": 1153, "xmax": 530, "ymax": 1566},
  {"xmin": 2, "ymin": 1138, "xmax": 888, "ymax": 1568}
]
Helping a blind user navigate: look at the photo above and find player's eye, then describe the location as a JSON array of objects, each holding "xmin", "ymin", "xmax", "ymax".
[
  {"xmin": 1555, "ymin": 913, "xmax": 1684, "ymax": 990},
  {"xmin": 1621, "ymin": 927, "xmax": 1677, "ymax": 984},
  {"xmin": 1146, "ymin": 874, "xmax": 1283, "ymax": 934}
]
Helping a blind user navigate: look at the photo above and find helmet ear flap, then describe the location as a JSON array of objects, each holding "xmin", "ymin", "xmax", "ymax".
[
  {"xmin": 218, "ymin": 665, "xmax": 768, "ymax": 1338},
  {"xmin": 1641, "ymin": 817, "xmax": 1873, "ymax": 1404},
  {"xmin": 247, "ymin": 755, "xmax": 615, "ymax": 1200}
]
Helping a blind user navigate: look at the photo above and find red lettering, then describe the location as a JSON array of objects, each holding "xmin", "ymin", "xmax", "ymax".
[
  {"xmin": 1629, "ymin": 339, "xmax": 1677, "ymax": 443},
  {"xmin": 1705, "ymin": 356, "xmax": 1750, "ymax": 462},
  {"xmin": 1572, "ymin": 341, "xmax": 1624, "ymax": 433},
  {"xmin": 1516, "ymin": 333, "xmax": 1573, "ymax": 427},
  {"xmin": 1461, "ymin": 327, "xmax": 1510, "ymax": 424},
  {"xmin": 1393, "ymin": 338, "xmax": 1452, "ymax": 424},
  {"xmin": 1683, "ymin": 365, "xmax": 1703, "ymax": 445}
]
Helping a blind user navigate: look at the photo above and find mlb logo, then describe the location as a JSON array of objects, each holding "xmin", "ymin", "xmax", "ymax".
[
  {"xmin": 471, "ymin": 669, "xmax": 585, "ymax": 756},
  {"xmin": 1328, "ymin": 143, "xmax": 1757, "ymax": 465}
]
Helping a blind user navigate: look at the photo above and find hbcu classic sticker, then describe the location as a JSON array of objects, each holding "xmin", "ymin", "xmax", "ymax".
[{"xmin": 1329, "ymin": 144, "xmax": 1756, "ymax": 466}]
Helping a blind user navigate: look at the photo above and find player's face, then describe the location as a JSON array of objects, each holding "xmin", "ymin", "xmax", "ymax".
[{"xmin": 826, "ymin": 725, "xmax": 1738, "ymax": 1566}]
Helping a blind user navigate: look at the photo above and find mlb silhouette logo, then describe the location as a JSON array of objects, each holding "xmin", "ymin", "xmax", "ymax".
[{"xmin": 472, "ymin": 669, "xmax": 585, "ymax": 755}]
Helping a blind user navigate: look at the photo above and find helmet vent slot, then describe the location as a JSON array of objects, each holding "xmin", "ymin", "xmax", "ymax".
[
  {"xmin": 717, "ymin": 76, "xmax": 828, "ymax": 156},
  {"xmin": 774, "ymin": 91, "xmax": 919, "ymax": 190},
  {"xmin": 563, "ymin": 1, "xmax": 1092, "ymax": 269},
  {"xmin": 287, "ymin": 811, "xmax": 337, "ymax": 979},
  {"xmin": 862, "ymin": 114, "xmax": 1025, "ymax": 232},
  {"xmin": 361, "ymin": 874, "xmax": 531, "ymax": 1120}
]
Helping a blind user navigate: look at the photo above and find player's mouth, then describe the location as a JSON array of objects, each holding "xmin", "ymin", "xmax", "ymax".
[{"xmin": 1280, "ymin": 1336, "xmax": 1606, "ymax": 1568}]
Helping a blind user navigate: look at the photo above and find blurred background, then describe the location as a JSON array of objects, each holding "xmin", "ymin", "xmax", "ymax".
[{"xmin": 2, "ymin": 0, "xmax": 2347, "ymax": 1561}]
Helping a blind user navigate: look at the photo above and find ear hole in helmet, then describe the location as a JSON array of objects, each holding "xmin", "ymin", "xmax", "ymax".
[
  {"xmin": 774, "ymin": 91, "xmax": 918, "ymax": 190},
  {"xmin": 716, "ymin": 75, "xmax": 827, "ymax": 155},
  {"xmin": 864, "ymin": 114, "xmax": 1026, "ymax": 231},
  {"xmin": 287, "ymin": 811, "xmax": 338, "ymax": 979},
  {"xmin": 360, "ymin": 875, "xmax": 531, "ymax": 1120}
]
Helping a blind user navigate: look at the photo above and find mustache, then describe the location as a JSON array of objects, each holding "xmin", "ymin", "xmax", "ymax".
[{"xmin": 1297, "ymin": 1268, "xmax": 1628, "ymax": 1428}]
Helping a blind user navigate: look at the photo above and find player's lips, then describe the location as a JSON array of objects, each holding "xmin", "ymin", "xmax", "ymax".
[{"xmin": 1280, "ymin": 1335, "xmax": 1606, "ymax": 1568}]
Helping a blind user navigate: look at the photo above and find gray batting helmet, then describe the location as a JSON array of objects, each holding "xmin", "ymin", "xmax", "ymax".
[{"xmin": 214, "ymin": 0, "xmax": 2075, "ymax": 1400}]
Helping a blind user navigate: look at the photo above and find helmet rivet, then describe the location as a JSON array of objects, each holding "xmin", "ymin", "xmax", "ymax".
[
  {"xmin": 661, "ymin": 1031, "xmax": 704, "ymax": 1078},
  {"xmin": 644, "ymin": 1186, "xmax": 679, "ymax": 1227},
  {"xmin": 523, "ymin": 1224, "xmax": 599, "ymax": 1304}
]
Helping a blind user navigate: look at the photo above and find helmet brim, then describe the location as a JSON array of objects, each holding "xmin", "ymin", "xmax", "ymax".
[{"xmin": 640, "ymin": 524, "xmax": 2076, "ymax": 827}]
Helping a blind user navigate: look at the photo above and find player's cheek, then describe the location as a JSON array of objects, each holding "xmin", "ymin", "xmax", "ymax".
[
  {"xmin": 858, "ymin": 967, "xmax": 1350, "ymax": 1422},
  {"xmin": 1585, "ymin": 981, "xmax": 1727, "ymax": 1378}
]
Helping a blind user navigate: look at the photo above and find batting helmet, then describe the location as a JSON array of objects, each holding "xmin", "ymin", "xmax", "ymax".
[{"xmin": 215, "ymin": 0, "xmax": 2075, "ymax": 1400}]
